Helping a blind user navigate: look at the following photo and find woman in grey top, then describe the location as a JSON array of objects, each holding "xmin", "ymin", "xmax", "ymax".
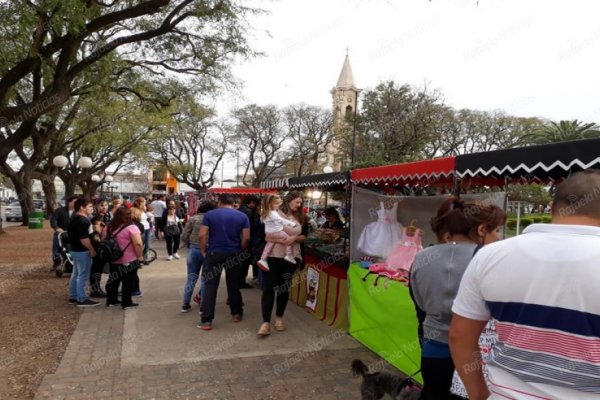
[
  {"xmin": 180, "ymin": 200, "xmax": 216, "ymax": 313},
  {"xmin": 410, "ymin": 197, "xmax": 505, "ymax": 400}
]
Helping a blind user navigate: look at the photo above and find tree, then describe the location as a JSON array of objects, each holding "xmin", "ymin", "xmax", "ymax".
[
  {"xmin": 0, "ymin": 0, "xmax": 256, "ymax": 166},
  {"xmin": 518, "ymin": 119, "xmax": 600, "ymax": 145},
  {"xmin": 346, "ymin": 81, "xmax": 444, "ymax": 166},
  {"xmin": 232, "ymin": 104, "xmax": 291, "ymax": 187},
  {"xmin": 283, "ymin": 104, "xmax": 333, "ymax": 176},
  {"xmin": 151, "ymin": 99, "xmax": 227, "ymax": 190}
]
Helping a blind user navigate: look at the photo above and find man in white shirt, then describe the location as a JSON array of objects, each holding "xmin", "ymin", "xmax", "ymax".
[
  {"xmin": 149, "ymin": 195, "xmax": 166, "ymax": 239},
  {"xmin": 450, "ymin": 170, "xmax": 600, "ymax": 400}
]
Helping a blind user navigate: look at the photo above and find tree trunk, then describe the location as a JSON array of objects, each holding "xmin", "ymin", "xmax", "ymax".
[
  {"xmin": 11, "ymin": 173, "xmax": 34, "ymax": 226},
  {"xmin": 63, "ymin": 175, "xmax": 77, "ymax": 199},
  {"xmin": 41, "ymin": 175, "xmax": 58, "ymax": 215}
]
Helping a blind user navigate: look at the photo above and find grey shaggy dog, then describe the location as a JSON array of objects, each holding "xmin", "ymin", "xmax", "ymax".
[{"xmin": 351, "ymin": 359, "xmax": 421, "ymax": 400}]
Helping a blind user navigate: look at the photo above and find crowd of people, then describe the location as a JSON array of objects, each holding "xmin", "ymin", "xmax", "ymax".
[
  {"xmin": 49, "ymin": 191, "xmax": 311, "ymax": 337},
  {"xmin": 45, "ymin": 171, "xmax": 600, "ymax": 399}
]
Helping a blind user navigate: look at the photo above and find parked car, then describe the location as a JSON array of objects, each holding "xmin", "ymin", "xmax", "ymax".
[{"xmin": 3, "ymin": 200, "xmax": 45, "ymax": 222}]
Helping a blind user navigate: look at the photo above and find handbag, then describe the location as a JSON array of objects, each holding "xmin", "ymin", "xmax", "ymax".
[{"xmin": 163, "ymin": 224, "xmax": 181, "ymax": 237}]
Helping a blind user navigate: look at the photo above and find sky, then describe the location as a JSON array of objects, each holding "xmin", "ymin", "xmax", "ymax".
[{"xmin": 218, "ymin": 0, "xmax": 600, "ymax": 124}]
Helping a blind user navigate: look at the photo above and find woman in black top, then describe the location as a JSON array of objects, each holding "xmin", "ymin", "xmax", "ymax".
[{"xmin": 320, "ymin": 207, "xmax": 344, "ymax": 230}]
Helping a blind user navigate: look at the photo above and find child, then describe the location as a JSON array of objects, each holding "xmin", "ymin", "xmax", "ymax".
[{"xmin": 257, "ymin": 195, "xmax": 298, "ymax": 271}]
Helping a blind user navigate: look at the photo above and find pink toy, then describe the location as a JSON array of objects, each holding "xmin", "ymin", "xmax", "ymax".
[{"xmin": 385, "ymin": 223, "xmax": 423, "ymax": 273}]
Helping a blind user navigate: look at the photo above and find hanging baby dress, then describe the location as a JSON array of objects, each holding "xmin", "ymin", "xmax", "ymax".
[
  {"xmin": 357, "ymin": 201, "xmax": 403, "ymax": 258},
  {"xmin": 385, "ymin": 225, "xmax": 423, "ymax": 273}
]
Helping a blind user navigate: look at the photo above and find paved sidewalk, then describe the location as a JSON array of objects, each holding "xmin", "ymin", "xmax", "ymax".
[{"xmin": 34, "ymin": 246, "xmax": 397, "ymax": 399}]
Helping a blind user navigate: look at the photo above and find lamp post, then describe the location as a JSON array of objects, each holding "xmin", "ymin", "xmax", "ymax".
[
  {"xmin": 322, "ymin": 165, "xmax": 333, "ymax": 206},
  {"xmin": 52, "ymin": 155, "xmax": 93, "ymax": 199}
]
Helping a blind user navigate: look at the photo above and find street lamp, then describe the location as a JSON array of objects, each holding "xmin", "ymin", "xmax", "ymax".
[
  {"xmin": 322, "ymin": 165, "xmax": 333, "ymax": 206},
  {"xmin": 53, "ymin": 155, "xmax": 93, "ymax": 199}
]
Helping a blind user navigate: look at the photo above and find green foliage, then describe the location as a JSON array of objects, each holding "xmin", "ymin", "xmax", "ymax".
[
  {"xmin": 531, "ymin": 216, "xmax": 542, "ymax": 223},
  {"xmin": 506, "ymin": 219, "xmax": 517, "ymax": 229},
  {"xmin": 507, "ymin": 183, "xmax": 551, "ymax": 206},
  {"xmin": 542, "ymin": 216, "xmax": 552, "ymax": 223},
  {"xmin": 519, "ymin": 218, "xmax": 533, "ymax": 228},
  {"xmin": 518, "ymin": 119, "xmax": 600, "ymax": 145}
]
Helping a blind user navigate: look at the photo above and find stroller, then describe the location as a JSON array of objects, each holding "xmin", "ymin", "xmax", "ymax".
[{"xmin": 55, "ymin": 231, "xmax": 74, "ymax": 278}]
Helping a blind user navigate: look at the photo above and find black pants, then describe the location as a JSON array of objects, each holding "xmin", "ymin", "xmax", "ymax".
[
  {"xmin": 165, "ymin": 235, "xmax": 180, "ymax": 255},
  {"xmin": 420, "ymin": 356, "xmax": 465, "ymax": 400},
  {"xmin": 201, "ymin": 252, "xmax": 249, "ymax": 323},
  {"xmin": 89, "ymin": 257, "xmax": 104, "ymax": 293},
  {"xmin": 261, "ymin": 257, "xmax": 296, "ymax": 322},
  {"xmin": 106, "ymin": 262, "xmax": 138, "ymax": 307}
]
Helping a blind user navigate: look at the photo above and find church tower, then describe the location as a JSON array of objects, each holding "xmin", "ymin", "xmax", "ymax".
[{"xmin": 327, "ymin": 52, "xmax": 360, "ymax": 169}]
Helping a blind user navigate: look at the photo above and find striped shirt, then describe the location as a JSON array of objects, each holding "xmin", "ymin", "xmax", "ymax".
[{"xmin": 453, "ymin": 224, "xmax": 600, "ymax": 399}]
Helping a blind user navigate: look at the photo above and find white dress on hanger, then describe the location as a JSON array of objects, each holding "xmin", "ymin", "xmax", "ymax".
[{"xmin": 357, "ymin": 201, "xmax": 403, "ymax": 258}]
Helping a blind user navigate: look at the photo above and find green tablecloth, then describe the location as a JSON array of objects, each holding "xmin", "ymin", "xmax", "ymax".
[{"xmin": 348, "ymin": 263, "xmax": 422, "ymax": 383}]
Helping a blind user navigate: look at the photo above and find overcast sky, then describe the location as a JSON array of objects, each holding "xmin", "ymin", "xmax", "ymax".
[{"xmin": 220, "ymin": 0, "xmax": 600, "ymax": 124}]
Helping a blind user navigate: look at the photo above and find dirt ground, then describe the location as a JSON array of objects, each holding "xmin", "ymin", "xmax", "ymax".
[{"xmin": 0, "ymin": 224, "xmax": 81, "ymax": 399}]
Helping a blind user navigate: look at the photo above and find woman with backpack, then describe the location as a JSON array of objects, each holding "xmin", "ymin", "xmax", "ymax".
[{"xmin": 103, "ymin": 207, "xmax": 144, "ymax": 309}]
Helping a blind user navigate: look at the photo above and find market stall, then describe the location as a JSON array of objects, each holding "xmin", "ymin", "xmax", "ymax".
[
  {"xmin": 455, "ymin": 137, "xmax": 600, "ymax": 183},
  {"xmin": 348, "ymin": 157, "xmax": 460, "ymax": 382},
  {"xmin": 269, "ymin": 171, "xmax": 352, "ymax": 331}
]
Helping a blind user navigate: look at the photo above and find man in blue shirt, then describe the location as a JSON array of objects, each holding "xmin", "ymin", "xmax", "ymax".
[{"xmin": 198, "ymin": 194, "xmax": 250, "ymax": 330}]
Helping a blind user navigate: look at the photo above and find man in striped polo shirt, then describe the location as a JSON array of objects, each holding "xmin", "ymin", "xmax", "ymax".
[{"xmin": 450, "ymin": 170, "xmax": 600, "ymax": 400}]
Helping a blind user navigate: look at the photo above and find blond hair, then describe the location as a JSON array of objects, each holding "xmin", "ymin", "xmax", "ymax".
[{"xmin": 261, "ymin": 194, "xmax": 282, "ymax": 220}]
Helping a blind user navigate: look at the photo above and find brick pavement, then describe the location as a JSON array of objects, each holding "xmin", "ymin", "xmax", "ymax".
[{"xmin": 34, "ymin": 247, "xmax": 402, "ymax": 400}]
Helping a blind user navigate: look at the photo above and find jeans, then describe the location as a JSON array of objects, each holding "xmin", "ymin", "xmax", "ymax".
[
  {"xmin": 142, "ymin": 229, "xmax": 151, "ymax": 254},
  {"xmin": 106, "ymin": 262, "xmax": 138, "ymax": 307},
  {"xmin": 183, "ymin": 245, "xmax": 204, "ymax": 306},
  {"xmin": 201, "ymin": 251, "xmax": 250, "ymax": 323},
  {"xmin": 69, "ymin": 251, "xmax": 93, "ymax": 303},
  {"xmin": 165, "ymin": 235, "xmax": 180, "ymax": 255}
]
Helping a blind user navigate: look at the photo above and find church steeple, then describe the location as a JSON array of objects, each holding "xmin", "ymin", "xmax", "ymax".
[
  {"xmin": 335, "ymin": 53, "xmax": 357, "ymax": 90},
  {"xmin": 327, "ymin": 51, "xmax": 361, "ymax": 169}
]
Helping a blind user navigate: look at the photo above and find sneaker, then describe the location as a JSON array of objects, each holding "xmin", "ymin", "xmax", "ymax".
[
  {"xmin": 181, "ymin": 304, "xmax": 191, "ymax": 313},
  {"xmin": 257, "ymin": 322, "xmax": 271, "ymax": 336},
  {"xmin": 106, "ymin": 301, "xmax": 121, "ymax": 307},
  {"xmin": 283, "ymin": 254, "xmax": 297, "ymax": 264},
  {"xmin": 173, "ymin": 253, "xmax": 180, "ymax": 260},
  {"xmin": 197, "ymin": 321, "xmax": 212, "ymax": 331},
  {"xmin": 122, "ymin": 303, "xmax": 139, "ymax": 310},
  {"xmin": 232, "ymin": 314, "xmax": 243, "ymax": 323},
  {"xmin": 68, "ymin": 298, "xmax": 78, "ymax": 305},
  {"xmin": 257, "ymin": 259, "xmax": 270, "ymax": 272},
  {"xmin": 90, "ymin": 290, "xmax": 107, "ymax": 298},
  {"xmin": 167, "ymin": 255, "xmax": 173, "ymax": 261},
  {"xmin": 77, "ymin": 299, "xmax": 100, "ymax": 307},
  {"xmin": 192, "ymin": 294, "xmax": 201, "ymax": 304},
  {"xmin": 131, "ymin": 291, "xmax": 143, "ymax": 297}
]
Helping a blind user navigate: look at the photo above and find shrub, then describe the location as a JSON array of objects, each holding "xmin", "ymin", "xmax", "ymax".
[
  {"xmin": 531, "ymin": 217, "xmax": 542, "ymax": 223},
  {"xmin": 506, "ymin": 219, "xmax": 517, "ymax": 229},
  {"xmin": 519, "ymin": 218, "xmax": 533, "ymax": 228},
  {"xmin": 542, "ymin": 216, "xmax": 552, "ymax": 223}
]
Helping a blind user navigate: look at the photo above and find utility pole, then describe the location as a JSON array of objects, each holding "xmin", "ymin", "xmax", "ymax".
[{"xmin": 236, "ymin": 150, "xmax": 240, "ymax": 186}]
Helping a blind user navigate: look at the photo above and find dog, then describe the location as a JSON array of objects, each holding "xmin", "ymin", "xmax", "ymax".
[{"xmin": 351, "ymin": 359, "xmax": 421, "ymax": 400}]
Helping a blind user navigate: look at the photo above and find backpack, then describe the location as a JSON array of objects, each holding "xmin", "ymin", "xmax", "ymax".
[{"xmin": 98, "ymin": 226, "xmax": 131, "ymax": 263}]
